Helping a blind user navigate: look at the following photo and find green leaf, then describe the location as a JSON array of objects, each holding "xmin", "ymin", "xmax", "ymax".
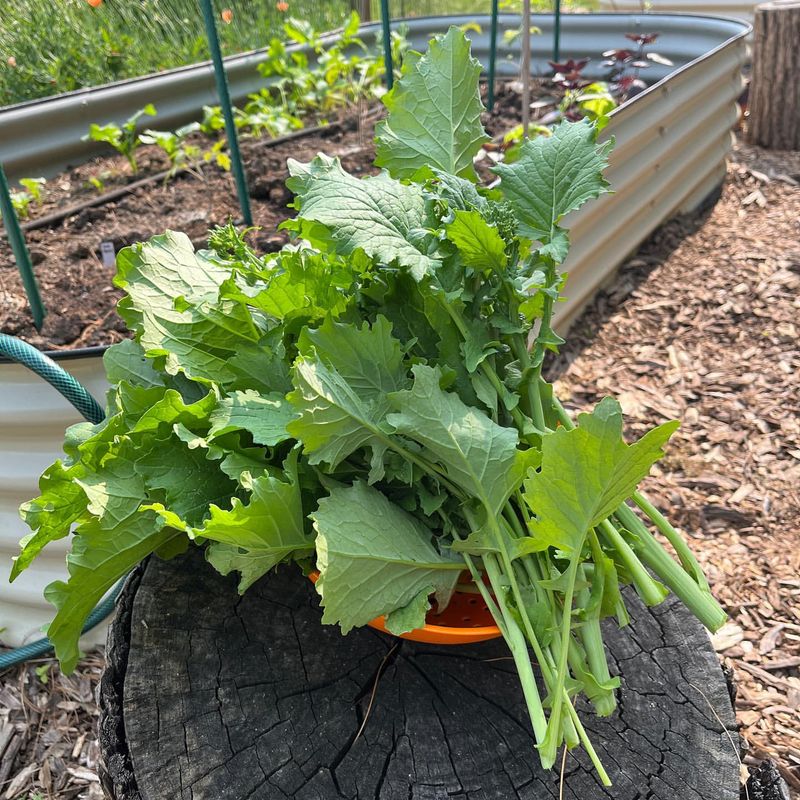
[
  {"xmin": 134, "ymin": 435, "xmax": 236, "ymax": 527},
  {"xmin": 13, "ymin": 461, "xmax": 87, "ymax": 581},
  {"xmin": 75, "ymin": 438, "xmax": 148, "ymax": 530},
  {"xmin": 310, "ymin": 482, "xmax": 462, "ymax": 633},
  {"xmin": 208, "ymin": 390, "xmax": 294, "ymax": 446},
  {"xmin": 115, "ymin": 232, "xmax": 284, "ymax": 392},
  {"xmin": 287, "ymin": 317, "xmax": 409, "ymax": 481},
  {"xmin": 387, "ymin": 365, "xmax": 536, "ymax": 513},
  {"xmin": 384, "ymin": 587, "xmax": 432, "ymax": 635},
  {"xmin": 286, "ymin": 154, "xmax": 437, "ymax": 280},
  {"xmin": 45, "ymin": 511, "xmax": 181, "ymax": 673},
  {"xmin": 198, "ymin": 468, "xmax": 312, "ymax": 593},
  {"xmin": 446, "ymin": 210, "xmax": 507, "ymax": 272},
  {"xmin": 523, "ymin": 398, "xmax": 679, "ymax": 552},
  {"xmin": 225, "ymin": 247, "xmax": 354, "ymax": 325},
  {"xmin": 103, "ymin": 339, "xmax": 165, "ymax": 389},
  {"xmin": 492, "ymin": 120, "xmax": 612, "ymax": 263},
  {"xmin": 375, "ymin": 27, "xmax": 488, "ymax": 180},
  {"xmin": 431, "ymin": 170, "xmax": 487, "ymax": 213}
]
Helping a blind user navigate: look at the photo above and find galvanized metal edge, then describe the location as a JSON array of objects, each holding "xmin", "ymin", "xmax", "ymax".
[{"xmin": 0, "ymin": 13, "xmax": 749, "ymax": 179}]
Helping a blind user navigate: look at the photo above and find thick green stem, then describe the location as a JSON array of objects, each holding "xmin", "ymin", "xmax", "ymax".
[
  {"xmin": 539, "ymin": 544, "xmax": 582, "ymax": 769},
  {"xmin": 632, "ymin": 492, "xmax": 710, "ymax": 589},
  {"xmin": 482, "ymin": 552, "xmax": 549, "ymax": 743},
  {"xmin": 614, "ymin": 504, "xmax": 726, "ymax": 632},
  {"xmin": 598, "ymin": 519, "xmax": 668, "ymax": 606}
]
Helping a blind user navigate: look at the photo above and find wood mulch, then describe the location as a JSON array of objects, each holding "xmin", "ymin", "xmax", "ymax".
[{"xmin": 1, "ymin": 137, "xmax": 798, "ymax": 799}]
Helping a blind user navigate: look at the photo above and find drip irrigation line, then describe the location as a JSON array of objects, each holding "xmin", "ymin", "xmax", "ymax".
[
  {"xmin": 0, "ymin": 123, "xmax": 333, "ymax": 240},
  {"xmin": 0, "ymin": 333, "xmax": 114, "ymax": 671}
]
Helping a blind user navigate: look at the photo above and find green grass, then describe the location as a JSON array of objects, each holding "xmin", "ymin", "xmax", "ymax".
[{"xmin": 0, "ymin": 0, "xmax": 592, "ymax": 107}]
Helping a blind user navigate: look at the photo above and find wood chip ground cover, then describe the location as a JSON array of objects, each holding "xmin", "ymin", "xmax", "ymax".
[{"xmin": 1, "ymin": 139, "xmax": 798, "ymax": 798}]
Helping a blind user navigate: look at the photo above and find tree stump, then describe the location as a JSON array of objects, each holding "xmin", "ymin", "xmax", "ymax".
[
  {"xmin": 748, "ymin": 0, "xmax": 800, "ymax": 150},
  {"xmin": 98, "ymin": 548, "xmax": 739, "ymax": 800}
]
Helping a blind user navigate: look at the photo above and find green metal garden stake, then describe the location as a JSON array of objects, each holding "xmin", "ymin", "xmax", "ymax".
[
  {"xmin": 487, "ymin": 0, "xmax": 499, "ymax": 111},
  {"xmin": 379, "ymin": 0, "xmax": 394, "ymax": 89},
  {"xmin": 553, "ymin": 0, "xmax": 561, "ymax": 62},
  {"xmin": 199, "ymin": 0, "xmax": 252, "ymax": 226},
  {"xmin": 0, "ymin": 164, "xmax": 45, "ymax": 331}
]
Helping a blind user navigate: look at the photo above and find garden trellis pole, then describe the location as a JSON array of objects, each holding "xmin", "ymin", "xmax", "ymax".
[
  {"xmin": 487, "ymin": 0, "xmax": 499, "ymax": 111},
  {"xmin": 553, "ymin": 0, "xmax": 561, "ymax": 62},
  {"xmin": 380, "ymin": 0, "xmax": 394, "ymax": 89},
  {"xmin": 199, "ymin": 0, "xmax": 252, "ymax": 226},
  {"xmin": 521, "ymin": 0, "xmax": 531, "ymax": 136},
  {"xmin": 0, "ymin": 164, "xmax": 45, "ymax": 331}
]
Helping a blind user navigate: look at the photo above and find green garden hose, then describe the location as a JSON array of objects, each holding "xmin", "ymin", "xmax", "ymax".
[{"xmin": 0, "ymin": 333, "xmax": 122, "ymax": 671}]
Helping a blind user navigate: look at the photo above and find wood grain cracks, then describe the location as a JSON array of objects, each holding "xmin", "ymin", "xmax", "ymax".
[{"xmin": 100, "ymin": 548, "xmax": 739, "ymax": 799}]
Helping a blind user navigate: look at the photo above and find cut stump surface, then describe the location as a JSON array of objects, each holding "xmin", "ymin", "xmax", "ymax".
[{"xmin": 99, "ymin": 548, "xmax": 739, "ymax": 800}]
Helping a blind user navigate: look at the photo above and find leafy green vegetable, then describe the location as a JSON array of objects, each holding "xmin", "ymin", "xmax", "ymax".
[
  {"xmin": 286, "ymin": 154, "xmax": 437, "ymax": 280},
  {"xmin": 311, "ymin": 481, "xmax": 461, "ymax": 634},
  {"xmin": 493, "ymin": 119, "xmax": 613, "ymax": 263},
  {"xmin": 523, "ymin": 398, "xmax": 679, "ymax": 552},
  {"xmin": 375, "ymin": 26, "xmax": 488, "ymax": 179},
  {"xmin": 14, "ymin": 26, "xmax": 724, "ymax": 788}
]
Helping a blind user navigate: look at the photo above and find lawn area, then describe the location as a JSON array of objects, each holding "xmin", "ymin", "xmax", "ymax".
[{"xmin": 0, "ymin": 0, "xmax": 590, "ymax": 107}]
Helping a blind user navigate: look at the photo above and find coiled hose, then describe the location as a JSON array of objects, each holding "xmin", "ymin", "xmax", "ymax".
[{"xmin": 0, "ymin": 333, "xmax": 123, "ymax": 670}]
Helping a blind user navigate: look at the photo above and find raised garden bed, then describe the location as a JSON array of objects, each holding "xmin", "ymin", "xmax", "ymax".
[{"xmin": 0, "ymin": 13, "xmax": 748, "ymax": 648}]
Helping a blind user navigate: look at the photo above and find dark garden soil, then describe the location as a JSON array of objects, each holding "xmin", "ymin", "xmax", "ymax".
[
  {"xmin": 1, "ymin": 139, "xmax": 798, "ymax": 800},
  {"xmin": 0, "ymin": 82, "xmax": 532, "ymax": 352}
]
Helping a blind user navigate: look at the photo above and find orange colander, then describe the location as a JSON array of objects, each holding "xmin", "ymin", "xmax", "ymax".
[{"xmin": 308, "ymin": 572, "xmax": 502, "ymax": 645}]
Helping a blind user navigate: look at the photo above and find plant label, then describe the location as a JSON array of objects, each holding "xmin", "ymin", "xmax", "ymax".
[{"xmin": 100, "ymin": 241, "xmax": 116, "ymax": 268}]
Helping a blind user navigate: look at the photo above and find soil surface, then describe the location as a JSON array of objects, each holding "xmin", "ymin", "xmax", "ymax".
[
  {"xmin": 1, "ymin": 139, "xmax": 798, "ymax": 800},
  {"xmin": 0, "ymin": 82, "xmax": 532, "ymax": 352}
]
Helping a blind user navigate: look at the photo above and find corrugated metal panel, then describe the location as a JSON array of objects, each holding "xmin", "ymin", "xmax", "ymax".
[
  {"xmin": 599, "ymin": 1, "xmax": 757, "ymax": 25},
  {"xmin": 0, "ymin": 353, "xmax": 108, "ymax": 646},
  {"xmin": 0, "ymin": 14, "xmax": 748, "ymax": 646}
]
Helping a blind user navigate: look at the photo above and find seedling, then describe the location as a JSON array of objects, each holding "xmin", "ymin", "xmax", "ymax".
[
  {"xmin": 83, "ymin": 103, "xmax": 157, "ymax": 173},
  {"xmin": 139, "ymin": 122, "xmax": 202, "ymax": 176},
  {"xmin": 1, "ymin": 177, "xmax": 46, "ymax": 220}
]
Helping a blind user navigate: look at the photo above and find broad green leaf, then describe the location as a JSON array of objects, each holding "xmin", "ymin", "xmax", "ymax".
[
  {"xmin": 13, "ymin": 461, "xmax": 87, "ymax": 581},
  {"xmin": 375, "ymin": 27, "xmax": 488, "ymax": 179},
  {"xmin": 134, "ymin": 435, "xmax": 236, "ymax": 527},
  {"xmin": 297, "ymin": 315, "xmax": 406, "ymax": 398},
  {"xmin": 75, "ymin": 439, "xmax": 148, "ymax": 530},
  {"xmin": 224, "ymin": 247, "xmax": 354, "ymax": 324},
  {"xmin": 103, "ymin": 339, "xmax": 165, "ymax": 389},
  {"xmin": 115, "ymin": 232, "xmax": 283, "ymax": 391},
  {"xmin": 385, "ymin": 588, "xmax": 431, "ymax": 635},
  {"xmin": 208, "ymin": 390, "xmax": 294, "ymax": 446},
  {"xmin": 286, "ymin": 154, "xmax": 437, "ymax": 280},
  {"xmin": 287, "ymin": 318, "xmax": 409, "ymax": 481},
  {"xmin": 198, "ymin": 469, "xmax": 312, "ymax": 592},
  {"xmin": 523, "ymin": 397, "xmax": 679, "ymax": 552},
  {"xmin": 387, "ymin": 365, "xmax": 536, "ymax": 513},
  {"xmin": 446, "ymin": 210, "xmax": 507, "ymax": 272},
  {"xmin": 431, "ymin": 170, "xmax": 487, "ymax": 213},
  {"xmin": 492, "ymin": 120, "xmax": 612, "ymax": 263},
  {"xmin": 310, "ymin": 482, "xmax": 462, "ymax": 633},
  {"xmin": 45, "ymin": 511, "xmax": 182, "ymax": 673},
  {"xmin": 130, "ymin": 388, "xmax": 216, "ymax": 435}
]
